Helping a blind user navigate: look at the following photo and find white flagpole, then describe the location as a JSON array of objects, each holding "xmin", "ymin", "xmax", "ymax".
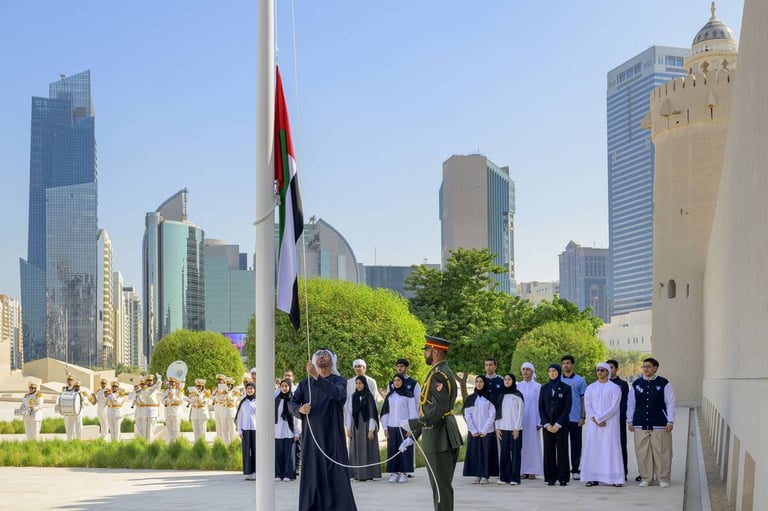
[{"xmin": 255, "ymin": 0, "xmax": 275, "ymax": 509}]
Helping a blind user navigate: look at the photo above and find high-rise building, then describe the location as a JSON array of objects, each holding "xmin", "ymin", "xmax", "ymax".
[
  {"xmin": 278, "ymin": 217, "xmax": 361, "ymax": 283},
  {"xmin": 97, "ymin": 229, "xmax": 114, "ymax": 367},
  {"xmin": 19, "ymin": 70, "xmax": 99, "ymax": 367},
  {"xmin": 204, "ymin": 239, "xmax": 254, "ymax": 334},
  {"xmin": 558, "ymin": 241, "xmax": 609, "ymax": 322},
  {"xmin": 0, "ymin": 295, "xmax": 23, "ymax": 370},
  {"xmin": 440, "ymin": 154, "xmax": 515, "ymax": 294},
  {"xmin": 143, "ymin": 189, "xmax": 205, "ymax": 362},
  {"xmin": 123, "ymin": 286, "xmax": 143, "ymax": 369},
  {"xmin": 607, "ymin": 47, "xmax": 688, "ymax": 316},
  {"xmin": 364, "ymin": 264, "xmax": 440, "ymax": 299},
  {"xmin": 112, "ymin": 271, "xmax": 127, "ymax": 366}
]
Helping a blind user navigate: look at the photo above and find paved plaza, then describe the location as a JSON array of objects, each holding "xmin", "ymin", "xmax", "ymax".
[{"xmin": 0, "ymin": 408, "xmax": 690, "ymax": 511}]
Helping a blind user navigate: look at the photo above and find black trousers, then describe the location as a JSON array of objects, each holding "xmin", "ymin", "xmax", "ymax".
[
  {"xmin": 275, "ymin": 437, "xmax": 296, "ymax": 479},
  {"xmin": 241, "ymin": 429, "xmax": 256, "ymax": 475},
  {"xmin": 498, "ymin": 430, "xmax": 522, "ymax": 484},
  {"xmin": 619, "ymin": 418, "xmax": 628, "ymax": 477},
  {"xmin": 563, "ymin": 421, "xmax": 582, "ymax": 473},
  {"xmin": 542, "ymin": 427, "xmax": 570, "ymax": 484}
]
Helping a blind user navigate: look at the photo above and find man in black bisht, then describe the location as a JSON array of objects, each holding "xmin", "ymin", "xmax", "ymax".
[{"xmin": 290, "ymin": 348, "xmax": 357, "ymax": 511}]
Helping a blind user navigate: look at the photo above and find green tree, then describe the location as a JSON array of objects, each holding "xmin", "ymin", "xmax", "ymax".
[
  {"xmin": 606, "ymin": 349, "xmax": 648, "ymax": 382},
  {"xmin": 149, "ymin": 330, "xmax": 245, "ymax": 388},
  {"xmin": 247, "ymin": 278, "xmax": 428, "ymax": 390},
  {"xmin": 511, "ymin": 321, "xmax": 606, "ymax": 384},
  {"xmin": 405, "ymin": 248, "xmax": 510, "ymax": 399}
]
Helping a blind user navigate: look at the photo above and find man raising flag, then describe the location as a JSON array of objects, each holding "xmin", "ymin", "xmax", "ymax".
[{"xmin": 274, "ymin": 66, "xmax": 304, "ymax": 330}]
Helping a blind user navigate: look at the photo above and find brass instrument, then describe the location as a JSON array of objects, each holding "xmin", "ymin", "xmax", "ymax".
[{"xmin": 89, "ymin": 392, "xmax": 98, "ymax": 405}]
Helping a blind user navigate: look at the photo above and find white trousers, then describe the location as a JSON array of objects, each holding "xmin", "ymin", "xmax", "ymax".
[{"xmin": 24, "ymin": 418, "xmax": 41, "ymax": 441}]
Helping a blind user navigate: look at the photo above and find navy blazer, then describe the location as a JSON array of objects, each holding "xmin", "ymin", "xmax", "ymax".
[{"xmin": 538, "ymin": 380, "xmax": 572, "ymax": 427}]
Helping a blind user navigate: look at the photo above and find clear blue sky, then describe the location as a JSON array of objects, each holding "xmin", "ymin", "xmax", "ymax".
[{"xmin": 0, "ymin": 1, "xmax": 744, "ymax": 299}]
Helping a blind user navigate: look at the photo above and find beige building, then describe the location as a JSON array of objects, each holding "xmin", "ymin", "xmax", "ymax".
[
  {"xmin": 516, "ymin": 281, "xmax": 559, "ymax": 305},
  {"xmin": 701, "ymin": 0, "xmax": 766, "ymax": 508},
  {"xmin": 649, "ymin": 1, "xmax": 766, "ymax": 507},
  {"xmin": 97, "ymin": 229, "xmax": 114, "ymax": 368},
  {"xmin": 645, "ymin": 2, "xmax": 738, "ymax": 407},
  {"xmin": 598, "ymin": 309, "xmax": 652, "ymax": 353},
  {"xmin": 440, "ymin": 154, "xmax": 515, "ymax": 294},
  {"xmin": 0, "ymin": 295, "xmax": 22, "ymax": 371}
]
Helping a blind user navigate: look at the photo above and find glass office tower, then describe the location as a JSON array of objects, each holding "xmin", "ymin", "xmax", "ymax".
[
  {"xmin": 606, "ymin": 47, "xmax": 688, "ymax": 315},
  {"xmin": 20, "ymin": 70, "xmax": 98, "ymax": 366}
]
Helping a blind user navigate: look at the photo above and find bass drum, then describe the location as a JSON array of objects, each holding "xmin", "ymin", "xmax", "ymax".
[{"xmin": 59, "ymin": 391, "xmax": 82, "ymax": 416}]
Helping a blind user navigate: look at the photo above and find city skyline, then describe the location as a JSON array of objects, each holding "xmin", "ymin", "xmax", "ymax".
[{"xmin": 0, "ymin": 1, "xmax": 744, "ymax": 301}]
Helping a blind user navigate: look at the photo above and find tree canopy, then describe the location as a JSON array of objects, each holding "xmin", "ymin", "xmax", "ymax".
[
  {"xmin": 510, "ymin": 321, "xmax": 607, "ymax": 384},
  {"xmin": 148, "ymin": 330, "xmax": 245, "ymax": 389},
  {"xmin": 247, "ymin": 277, "xmax": 428, "ymax": 389}
]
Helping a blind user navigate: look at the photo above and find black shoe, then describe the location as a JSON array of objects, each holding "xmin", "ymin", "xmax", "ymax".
[
  {"xmin": 547, "ymin": 481, "xmax": 556, "ymax": 486},
  {"xmin": 635, "ymin": 475, "xmax": 642, "ymax": 482},
  {"xmin": 559, "ymin": 481, "xmax": 568, "ymax": 486},
  {"xmin": 585, "ymin": 481, "xmax": 599, "ymax": 487}
]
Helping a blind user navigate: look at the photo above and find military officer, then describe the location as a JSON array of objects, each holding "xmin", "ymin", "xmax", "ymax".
[
  {"xmin": 58, "ymin": 375, "xmax": 77, "ymax": 440},
  {"xmin": 223, "ymin": 377, "xmax": 238, "ymax": 444},
  {"xmin": 70, "ymin": 381, "xmax": 87, "ymax": 440},
  {"xmin": 22, "ymin": 382, "xmax": 44, "ymax": 441},
  {"xmin": 407, "ymin": 336, "xmax": 463, "ymax": 511}
]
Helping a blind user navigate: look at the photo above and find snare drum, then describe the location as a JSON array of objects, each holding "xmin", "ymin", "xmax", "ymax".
[{"xmin": 59, "ymin": 391, "xmax": 82, "ymax": 416}]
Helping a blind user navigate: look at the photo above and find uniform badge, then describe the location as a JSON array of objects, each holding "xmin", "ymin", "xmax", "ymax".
[
  {"xmin": 558, "ymin": 393, "xmax": 563, "ymax": 398},
  {"xmin": 638, "ymin": 387, "xmax": 644, "ymax": 393},
  {"xmin": 656, "ymin": 386, "xmax": 661, "ymax": 391},
  {"xmin": 434, "ymin": 382, "xmax": 443, "ymax": 392}
]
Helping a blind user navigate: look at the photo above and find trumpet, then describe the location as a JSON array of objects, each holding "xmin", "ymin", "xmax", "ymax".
[{"xmin": 88, "ymin": 393, "xmax": 98, "ymax": 405}]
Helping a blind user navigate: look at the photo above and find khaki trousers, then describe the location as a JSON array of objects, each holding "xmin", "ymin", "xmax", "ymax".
[{"xmin": 633, "ymin": 429, "xmax": 672, "ymax": 482}]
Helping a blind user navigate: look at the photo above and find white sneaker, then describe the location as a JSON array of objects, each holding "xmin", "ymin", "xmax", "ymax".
[
  {"xmin": 246, "ymin": 474, "xmax": 256, "ymax": 481},
  {"xmin": 510, "ymin": 481, "xmax": 519, "ymax": 486},
  {"xmin": 638, "ymin": 480, "xmax": 650, "ymax": 487},
  {"xmin": 388, "ymin": 474, "xmax": 398, "ymax": 483},
  {"xmin": 274, "ymin": 477, "xmax": 282, "ymax": 482},
  {"xmin": 479, "ymin": 478, "xmax": 489, "ymax": 485},
  {"xmin": 472, "ymin": 477, "xmax": 481, "ymax": 484},
  {"xmin": 660, "ymin": 480, "xmax": 670, "ymax": 488},
  {"xmin": 283, "ymin": 477, "xmax": 291, "ymax": 482},
  {"xmin": 572, "ymin": 472, "xmax": 581, "ymax": 480},
  {"xmin": 398, "ymin": 474, "xmax": 407, "ymax": 483},
  {"xmin": 497, "ymin": 480, "xmax": 506, "ymax": 485}
]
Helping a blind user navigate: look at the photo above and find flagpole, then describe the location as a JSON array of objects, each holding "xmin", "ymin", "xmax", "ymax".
[{"xmin": 255, "ymin": 0, "xmax": 276, "ymax": 509}]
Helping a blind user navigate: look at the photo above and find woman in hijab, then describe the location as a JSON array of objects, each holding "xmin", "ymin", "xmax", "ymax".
[
  {"xmin": 235, "ymin": 382, "xmax": 257, "ymax": 480},
  {"xmin": 380, "ymin": 373, "xmax": 418, "ymax": 483},
  {"xmin": 275, "ymin": 378, "xmax": 300, "ymax": 481},
  {"xmin": 495, "ymin": 373, "xmax": 525, "ymax": 485},
  {"xmin": 344, "ymin": 375, "xmax": 381, "ymax": 481},
  {"xmin": 462, "ymin": 375, "xmax": 499, "ymax": 484},
  {"xmin": 538, "ymin": 363, "xmax": 572, "ymax": 486}
]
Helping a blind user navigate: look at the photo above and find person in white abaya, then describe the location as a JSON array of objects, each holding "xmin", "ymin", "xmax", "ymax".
[
  {"xmin": 518, "ymin": 362, "xmax": 543, "ymax": 479},
  {"xmin": 581, "ymin": 362, "xmax": 625, "ymax": 487}
]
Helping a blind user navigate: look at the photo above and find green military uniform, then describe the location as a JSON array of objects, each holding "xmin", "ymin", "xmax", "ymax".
[{"xmin": 409, "ymin": 359, "xmax": 463, "ymax": 511}]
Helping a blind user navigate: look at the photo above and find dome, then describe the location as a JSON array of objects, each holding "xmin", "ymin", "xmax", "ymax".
[{"xmin": 692, "ymin": 2, "xmax": 735, "ymax": 47}]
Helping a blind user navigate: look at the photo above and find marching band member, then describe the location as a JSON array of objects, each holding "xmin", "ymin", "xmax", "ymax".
[
  {"xmin": 137, "ymin": 374, "xmax": 162, "ymax": 442},
  {"xmin": 212, "ymin": 374, "xmax": 228, "ymax": 443},
  {"xmin": 163, "ymin": 377, "xmax": 185, "ymax": 443},
  {"xmin": 188, "ymin": 378, "xmax": 211, "ymax": 442},
  {"xmin": 93, "ymin": 378, "xmax": 110, "ymax": 440},
  {"xmin": 129, "ymin": 383, "xmax": 145, "ymax": 439},
  {"xmin": 59, "ymin": 375, "xmax": 77, "ymax": 440},
  {"xmin": 22, "ymin": 382, "xmax": 44, "ymax": 441},
  {"xmin": 106, "ymin": 381, "xmax": 126, "ymax": 442},
  {"xmin": 223, "ymin": 377, "xmax": 238, "ymax": 444},
  {"xmin": 70, "ymin": 381, "xmax": 87, "ymax": 440}
]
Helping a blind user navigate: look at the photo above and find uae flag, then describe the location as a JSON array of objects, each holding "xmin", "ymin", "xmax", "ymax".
[{"xmin": 274, "ymin": 66, "xmax": 304, "ymax": 330}]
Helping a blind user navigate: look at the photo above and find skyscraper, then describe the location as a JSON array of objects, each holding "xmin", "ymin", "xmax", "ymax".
[
  {"xmin": 440, "ymin": 154, "xmax": 515, "ymax": 294},
  {"xmin": 20, "ymin": 70, "xmax": 99, "ymax": 367},
  {"xmin": 204, "ymin": 239, "xmax": 254, "ymax": 334},
  {"xmin": 607, "ymin": 47, "xmax": 688, "ymax": 316},
  {"xmin": 142, "ymin": 189, "xmax": 205, "ymax": 362},
  {"xmin": 558, "ymin": 241, "xmax": 609, "ymax": 322}
]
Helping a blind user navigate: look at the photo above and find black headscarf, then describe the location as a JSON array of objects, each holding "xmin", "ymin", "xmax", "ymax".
[
  {"xmin": 380, "ymin": 373, "xmax": 411, "ymax": 418},
  {"xmin": 463, "ymin": 375, "xmax": 492, "ymax": 411},
  {"xmin": 234, "ymin": 382, "xmax": 255, "ymax": 424},
  {"xmin": 495, "ymin": 373, "xmax": 524, "ymax": 420},
  {"xmin": 274, "ymin": 379, "xmax": 294, "ymax": 431},
  {"xmin": 351, "ymin": 375, "xmax": 379, "ymax": 429},
  {"xmin": 542, "ymin": 363, "xmax": 563, "ymax": 395}
]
